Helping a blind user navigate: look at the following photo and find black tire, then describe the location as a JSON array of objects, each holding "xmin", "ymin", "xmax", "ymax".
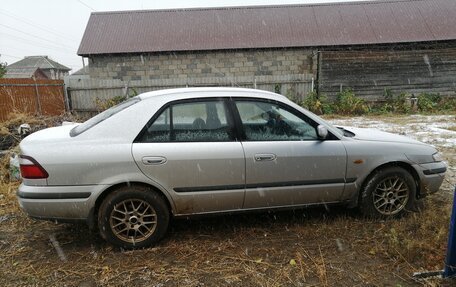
[
  {"xmin": 360, "ymin": 167, "xmax": 417, "ymax": 218},
  {"xmin": 98, "ymin": 185, "xmax": 170, "ymax": 249}
]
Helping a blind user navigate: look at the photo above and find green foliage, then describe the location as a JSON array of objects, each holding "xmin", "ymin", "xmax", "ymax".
[
  {"xmin": 302, "ymin": 91, "xmax": 333, "ymax": 115},
  {"xmin": 383, "ymin": 90, "xmax": 411, "ymax": 114},
  {"xmin": 417, "ymin": 93, "xmax": 441, "ymax": 112},
  {"xmin": 94, "ymin": 88, "xmax": 138, "ymax": 111},
  {"xmin": 274, "ymin": 84, "xmax": 282, "ymax": 94},
  {"xmin": 0, "ymin": 59, "xmax": 7, "ymax": 78},
  {"xmin": 393, "ymin": 93, "xmax": 411, "ymax": 114},
  {"xmin": 439, "ymin": 97, "xmax": 456, "ymax": 112},
  {"xmin": 380, "ymin": 89, "xmax": 395, "ymax": 113},
  {"xmin": 334, "ymin": 88, "xmax": 368, "ymax": 115},
  {"xmin": 383, "ymin": 89, "xmax": 394, "ymax": 104},
  {"xmin": 129, "ymin": 87, "xmax": 138, "ymax": 97},
  {"xmin": 299, "ymin": 88, "xmax": 454, "ymax": 116}
]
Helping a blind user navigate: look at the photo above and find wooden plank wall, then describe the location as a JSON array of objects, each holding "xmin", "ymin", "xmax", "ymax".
[
  {"xmin": 0, "ymin": 79, "xmax": 66, "ymax": 121},
  {"xmin": 318, "ymin": 47, "xmax": 456, "ymax": 101},
  {"xmin": 66, "ymin": 74, "xmax": 313, "ymax": 113}
]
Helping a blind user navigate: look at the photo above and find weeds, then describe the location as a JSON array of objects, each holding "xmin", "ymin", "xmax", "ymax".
[
  {"xmin": 381, "ymin": 89, "xmax": 412, "ymax": 114},
  {"xmin": 440, "ymin": 97, "xmax": 456, "ymax": 112},
  {"xmin": 94, "ymin": 88, "xmax": 139, "ymax": 111},
  {"xmin": 334, "ymin": 88, "xmax": 369, "ymax": 115},
  {"xmin": 94, "ymin": 95, "xmax": 127, "ymax": 111},
  {"xmin": 299, "ymin": 89, "xmax": 455, "ymax": 116},
  {"xmin": 418, "ymin": 93, "xmax": 442, "ymax": 112},
  {"xmin": 382, "ymin": 199, "xmax": 451, "ymax": 270},
  {"xmin": 301, "ymin": 91, "xmax": 332, "ymax": 115}
]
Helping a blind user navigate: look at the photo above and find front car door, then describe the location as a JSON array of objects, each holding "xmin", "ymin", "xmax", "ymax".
[
  {"xmin": 132, "ymin": 98, "xmax": 245, "ymax": 215},
  {"xmin": 233, "ymin": 98, "xmax": 348, "ymax": 209}
]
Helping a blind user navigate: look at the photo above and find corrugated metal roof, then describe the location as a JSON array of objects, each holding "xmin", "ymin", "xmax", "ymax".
[
  {"xmin": 77, "ymin": 0, "xmax": 456, "ymax": 56},
  {"xmin": 7, "ymin": 56, "xmax": 71, "ymax": 71}
]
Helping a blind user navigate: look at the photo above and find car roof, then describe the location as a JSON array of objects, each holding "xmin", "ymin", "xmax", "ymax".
[{"xmin": 138, "ymin": 87, "xmax": 287, "ymax": 102}]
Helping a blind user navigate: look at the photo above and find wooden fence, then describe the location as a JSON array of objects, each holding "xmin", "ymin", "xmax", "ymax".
[
  {"xmin": 0, "ymin": 79, "xmax": 66, "ymax": 121},
  {"xmin": 319, "ymin": 48, "xmax": 456, "ymax": 101},
  {"xmin": 66, "ymin": 74, "xmax": 314, "ymax": 114}
]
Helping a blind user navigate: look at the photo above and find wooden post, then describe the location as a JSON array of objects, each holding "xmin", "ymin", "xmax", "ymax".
[
  {"xmin": 63, "ymin": 83, "xmax": 70, "ymax": 112},
  {"xmin": 33, "ymin": 78, "xmax": 42, "ymax": 115}
]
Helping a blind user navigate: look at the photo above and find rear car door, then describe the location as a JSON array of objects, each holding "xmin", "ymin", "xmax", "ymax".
[
  {"xmin": 233, "ymin": 98, "xmax": 348, "ymax": 209},
  {"xmin": 132, "ymin": 98, "xmax": 245, "ymax": 215}
]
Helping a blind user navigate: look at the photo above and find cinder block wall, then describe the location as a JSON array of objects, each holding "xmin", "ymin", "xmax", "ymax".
[{"xmin": 88, "ymin": 48, "xmax": 317, "ymax": 81}]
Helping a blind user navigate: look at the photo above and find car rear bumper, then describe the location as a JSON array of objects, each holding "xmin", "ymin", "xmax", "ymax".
[
  {"xmin": 17, "ymin": 184, "xmax": 107, "ymax": 222},
  {"xmin": 413, "ymin": 161, "xmax": 447, "ymax": 196}
]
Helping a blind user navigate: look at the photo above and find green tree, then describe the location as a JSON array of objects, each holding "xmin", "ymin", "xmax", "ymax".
[{"xmin": 0, "ymin": 56, "xmax": 7, "ymax": 78}]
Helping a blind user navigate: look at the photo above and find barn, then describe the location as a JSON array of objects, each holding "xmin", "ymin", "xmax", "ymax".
[{"xmin": 77, "ymin": 0, "xmax": 456, "ymax": 101}]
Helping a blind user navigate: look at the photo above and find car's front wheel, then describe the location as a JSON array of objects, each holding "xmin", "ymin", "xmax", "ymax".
[
  {"xmin": 98, "ymin": 186, "xmax": 170, "ymax": 249},
  {"xmin": 360, "ymin": 167, "xmax": 417, "ymax": 218}
]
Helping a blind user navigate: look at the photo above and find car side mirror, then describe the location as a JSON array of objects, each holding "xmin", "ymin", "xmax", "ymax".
[{"xmin": 317, "ymin": 125, "xmax": 328, "ymax": 140}]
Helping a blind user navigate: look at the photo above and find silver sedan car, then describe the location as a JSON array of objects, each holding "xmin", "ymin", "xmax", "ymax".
[{"xmin": 17, "ymin": 88, "xmax": 446, "ymax": 248}]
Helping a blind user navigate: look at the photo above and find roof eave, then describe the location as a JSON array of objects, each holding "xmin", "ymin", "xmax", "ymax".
[{"xmin": 78, "ymin": 39, "xmax": 456, "ymax": 57}]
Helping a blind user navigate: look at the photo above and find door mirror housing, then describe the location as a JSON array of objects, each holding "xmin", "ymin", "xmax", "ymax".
[{"xmin": 317, "ymin": 125, "xmax": 328, "ymax": 140}]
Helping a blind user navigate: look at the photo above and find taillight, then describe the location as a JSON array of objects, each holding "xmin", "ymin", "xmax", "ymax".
[{"xmin": 19, "ymin": 155, "xmax": 49, "ymax": 179}]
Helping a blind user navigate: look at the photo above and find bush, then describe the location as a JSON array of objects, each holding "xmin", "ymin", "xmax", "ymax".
[
  {"xmin": 334, "ymin": 89, "xmax": 368, "ymax": 115},
  {"xmin": 417, "ymin": 93, "xmax": 441, "ymax": 112},
  {"xmin": 302, "ymin": 91, "xmax": 333, "ymax": 115},
  {"xmin": 392, "ymin": 92, "xmax": 411, "ymax": 114},
  {"xmin": 439, "ymin": 97, "xmax": 456, "ymax": 112},
  {"xmin": 381, "ymin": 89, "xmax": 395, "ymax": 113},
  {"xmin": 299, "ymin": 88, "xmax": 453, "ymax": 116},
  {"xmin": 377, "ymin": 89, "xmax": 411, "ymax": 114}
]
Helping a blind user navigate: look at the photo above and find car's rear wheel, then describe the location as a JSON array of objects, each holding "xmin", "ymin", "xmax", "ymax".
[
  {"xmin": 98, "ymin": 186, "xmax": 170, "ymax": 249},
  {"xmin": 360, "ymin": 167, "xmax": 416, "ymax": 218}
]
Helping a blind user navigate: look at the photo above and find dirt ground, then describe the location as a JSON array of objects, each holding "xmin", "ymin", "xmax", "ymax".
[{"xmin": 0, "ymin": 114, "xmax": 455, "ymax": 287}]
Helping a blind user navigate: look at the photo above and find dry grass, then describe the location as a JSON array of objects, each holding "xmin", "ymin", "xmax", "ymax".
[
  {"xmin": 0, "ymin": 114, "xmax": 455, "ymax": 286},
  {"xmin": 1, "ymin": 182, "xmax": 454, "ymax": 286},
  {"xmin": 0, "ymin": 112, "xmax": 84, "ymax": 135}
]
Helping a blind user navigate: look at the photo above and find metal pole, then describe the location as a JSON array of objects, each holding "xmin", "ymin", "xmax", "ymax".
[
  {"xmin": 443, "ymin": 186, "xmax": 456, "ymax": 278},
  {"xmin": 412, "ymin": 185, "xmax": 456, "ymax": 279}
]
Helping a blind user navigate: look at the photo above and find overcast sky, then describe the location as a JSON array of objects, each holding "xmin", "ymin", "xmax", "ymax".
[{"xmin": 0, "ymin": 0, "xmax": 372, "ymax": 73}]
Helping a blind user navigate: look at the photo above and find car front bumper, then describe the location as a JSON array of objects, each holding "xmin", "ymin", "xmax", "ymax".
[
  {"xmin": 413, "ymin": 161, "xmax": 447, "ymax": 196},
  {"xmin": 17, "ymin": 184, "xmax": 107, "ymax": 222}
]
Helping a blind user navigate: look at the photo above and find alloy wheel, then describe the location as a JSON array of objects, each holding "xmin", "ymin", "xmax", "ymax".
[
  {"xmin": 372, "ymin": 176, "xmax": 410, "ymax": 216},
  {"xmin": 109, "ymin": 199, "xmax": 157, "ymax": 243}
]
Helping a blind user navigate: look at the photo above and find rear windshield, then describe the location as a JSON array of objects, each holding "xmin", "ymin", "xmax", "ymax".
[{"xmin": 70, "ymin": 97, "xmax": 141, "ymax": 137}]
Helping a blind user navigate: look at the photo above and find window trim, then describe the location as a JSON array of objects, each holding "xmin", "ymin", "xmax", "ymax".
[
  {"xmin": 134, "ymin": 97, "xmax": 237, "ymax": 143},
  {"xmin": 230, "ymin": 97, "xmax": 338, "ymax": 142}
]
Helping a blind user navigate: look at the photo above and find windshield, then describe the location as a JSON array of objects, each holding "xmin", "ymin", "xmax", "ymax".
[{"xmin": 70, "ymin": 97, "xmax": 141, "ymax": 137}]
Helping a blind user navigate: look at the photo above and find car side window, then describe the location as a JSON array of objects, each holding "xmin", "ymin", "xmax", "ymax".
[
  {"xmin": 139, "ymin": 100, "xmax": 233, "ymax": 142},
  {"xmin": 235, "ymin": 100, "xmax": 318, "ymax": 141}
]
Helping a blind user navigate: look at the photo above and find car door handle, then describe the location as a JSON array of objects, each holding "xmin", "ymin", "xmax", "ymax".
[
  {"xmin": 142, "ymin": 156, "xmax": 167, "ymax": 165},
  {"xmin": 254, "ymin": 154, "xmax": 277, "ymax": 161}
]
